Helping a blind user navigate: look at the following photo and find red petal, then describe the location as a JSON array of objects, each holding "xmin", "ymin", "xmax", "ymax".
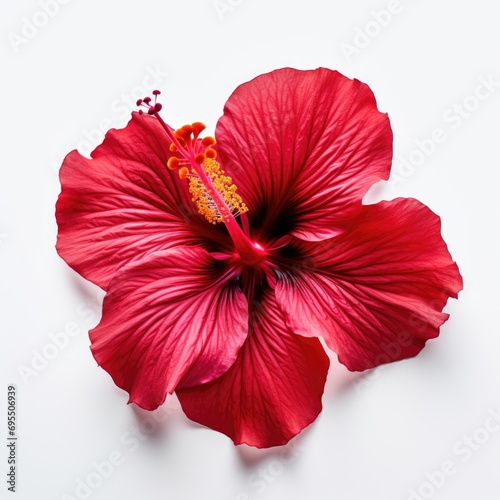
[
  {"xmin": 177, "ymin": 291, "xmax": 329, "ymax": 448},
  {"xmin": 215, "ymin": 68, "xmax": 392, "ymax": 241},
  {"xmin": 275, "ymin": 199, "xmax": 463, "ymax": 371},
  {"xmin": 56, "ymin": 112, "xmax": 228, "ymax": 290},
  {"xmin": 89, "ymin": 247, "xmax": 248, "ymax": 410}
]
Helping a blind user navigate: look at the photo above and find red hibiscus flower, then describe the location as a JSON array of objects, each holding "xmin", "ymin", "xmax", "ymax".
[{"xmin": 56, "ymin": 68, "xmax": 463, "ymax": 448}]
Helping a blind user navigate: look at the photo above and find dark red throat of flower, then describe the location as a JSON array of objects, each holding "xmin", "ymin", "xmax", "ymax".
[{"xmin": 137, "ymin": 92, "xmax": 265, "ymax": 265}]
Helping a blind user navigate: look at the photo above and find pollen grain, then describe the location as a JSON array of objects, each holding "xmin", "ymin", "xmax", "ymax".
[{"xmin": 188, "ymin": 158, "xmax": 248, "ymax": 224}]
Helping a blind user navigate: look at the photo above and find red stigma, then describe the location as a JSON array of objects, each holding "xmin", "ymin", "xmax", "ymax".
[{"xmin": 136, "ymin": 91, "xmax": 164, "ymax": 116}]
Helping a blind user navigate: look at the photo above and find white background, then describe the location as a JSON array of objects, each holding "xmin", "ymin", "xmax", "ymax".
[{"xmin": 1, "ymin": 1, "xmax": 499, "ymax": 499}]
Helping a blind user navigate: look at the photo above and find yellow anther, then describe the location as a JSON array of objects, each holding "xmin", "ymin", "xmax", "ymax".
[{"xmin": 187, "ymin": 158, "xmax": 248, "ymax": 224}]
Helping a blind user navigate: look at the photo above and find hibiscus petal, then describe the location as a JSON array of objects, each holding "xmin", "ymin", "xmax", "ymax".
[
  {"xmin": 177, "ymin": 291, "xmax": 329, "ymax": 448},
  {"xmin": 215, "ymin": 67, "xmax": 392, "ymax": 241},
  {"xmin": 56, "ymin": 112, "xmax": 228, "ymax": 290},
  {"xmin": 274, "ymin": 199, "xmax": 463, "ymax": 371},
  {"xmin": 89, "ymin": 246, "xmax": 248, "ymax": 410}
]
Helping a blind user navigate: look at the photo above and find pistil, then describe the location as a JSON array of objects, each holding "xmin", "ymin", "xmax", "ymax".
[{"xmin": 138, "ymin": 92, "xmax": 267, "ymax": 265}]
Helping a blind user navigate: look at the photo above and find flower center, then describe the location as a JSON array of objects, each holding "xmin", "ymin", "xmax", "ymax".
[{"xmin": 137, "ymin": 92, "xmax": 263, "ymax": 265}]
